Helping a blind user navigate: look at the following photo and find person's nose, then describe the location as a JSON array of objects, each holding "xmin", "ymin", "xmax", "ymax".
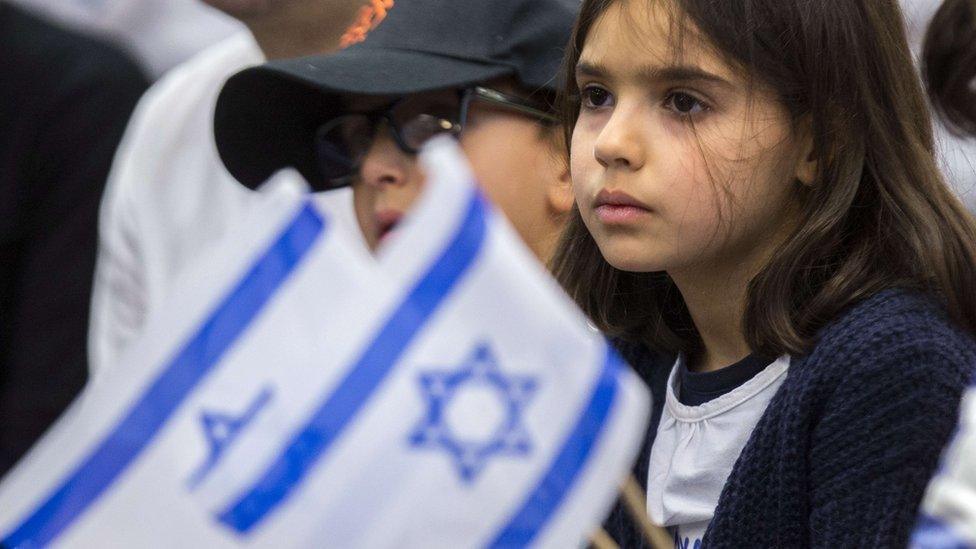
[
  {"xmin": 359, "ymin": 122, "xmax": 412, "ymax": 189},
  {"xmin": 593, "ymin": 100, "xmax": 647, "ymax": 172}
]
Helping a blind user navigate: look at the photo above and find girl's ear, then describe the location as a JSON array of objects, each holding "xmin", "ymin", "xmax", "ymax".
[{"xmin": 794, "ymin": 117, "xmax": 818, "ymax": 186}]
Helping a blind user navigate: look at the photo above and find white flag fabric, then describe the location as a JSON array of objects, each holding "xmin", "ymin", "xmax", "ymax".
[
  {"xmin": 0, "ymin": 138, "xmax": 649, "ymax": 548},
  {"xmin": 912, "ymin": 386, "xmax": 976, "ymax": 548}
]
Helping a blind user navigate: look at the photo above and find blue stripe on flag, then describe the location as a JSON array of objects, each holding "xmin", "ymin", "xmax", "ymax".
[
  {"xmin": 488, "ymin": 343, "xmax": 623, "ymax": 548},
  {"xmin": 2, "ymin": 203, "xmax": 325, "ymax": 549},
  {"xmin": 217, "ymin": 191, "xmax": 488, "ymax": 534},
  {"xmin": 911, "ymin": 515, "xmax": 973, "ymax": 549}
]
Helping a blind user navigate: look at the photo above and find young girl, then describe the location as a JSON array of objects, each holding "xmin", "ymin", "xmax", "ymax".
[{"xmin": 551, "ymin": 0, "xmax": 976, "ymax": 547}]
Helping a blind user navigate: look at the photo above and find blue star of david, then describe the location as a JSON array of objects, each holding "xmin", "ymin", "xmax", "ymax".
[{"xmin": 408, "ymin": 342, "xmax": 538, "ymax": 483}]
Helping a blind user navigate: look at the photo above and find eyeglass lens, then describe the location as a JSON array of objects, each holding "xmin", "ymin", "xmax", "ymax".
[{"xmin": 315, "ymin": 94, "xmax": 463, "ymax": 187}]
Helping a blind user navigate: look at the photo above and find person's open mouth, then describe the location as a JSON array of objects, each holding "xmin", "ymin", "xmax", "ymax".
[{"xmin": 375, "ymin": 209, "xmax": 404, "ymax": 244}]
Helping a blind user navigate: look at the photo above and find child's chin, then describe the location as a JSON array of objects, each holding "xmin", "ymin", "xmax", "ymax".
[{"xmin": 598, "ymin": 243, "xmax": 666, "ymax": 273}]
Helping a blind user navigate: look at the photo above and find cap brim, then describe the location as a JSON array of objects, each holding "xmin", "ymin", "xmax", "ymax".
[{"xmin": 215, "ymin": 47, "xmax": 514, "ymax": 190}]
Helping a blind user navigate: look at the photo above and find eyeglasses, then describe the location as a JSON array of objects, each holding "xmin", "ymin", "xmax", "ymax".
[{"xmin": 314, "ymin": 86, "xmax": 557, "ymax": 189}]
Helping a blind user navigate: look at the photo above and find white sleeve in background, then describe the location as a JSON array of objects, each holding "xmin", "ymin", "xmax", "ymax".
[
  {"xmin": 88, "ymin": 33, "xmax": 264, "ymax": 376},
  {"xmin": 88, "ymin": 32, "xmax": 359, "ymax": 377},
  {"xmin": 88, "ymin": 128, "xmax": 151, "ymax": 379}
]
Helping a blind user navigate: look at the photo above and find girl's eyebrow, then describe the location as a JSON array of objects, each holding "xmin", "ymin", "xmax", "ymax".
[
  {"xmin": 576, "ymin": 60, "xmax": 732, "ymax": 89},
  {"xmin": 575, "ymin": 61, "xmax": 607, "ymax": 79},
  {"xmin": 645, "ymin": 65, "xmax": 732, "ymax": 89}
]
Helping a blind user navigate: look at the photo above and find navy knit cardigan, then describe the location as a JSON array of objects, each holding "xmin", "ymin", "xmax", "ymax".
[{"xmin": 604, "ymin": 289, "xmax": 976, "ymax": 548}]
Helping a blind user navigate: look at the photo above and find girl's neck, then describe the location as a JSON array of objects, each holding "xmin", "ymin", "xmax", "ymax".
[
  {"xmin": 671, "ymin": 264, "xmax": 753, "ymax": 373},
  {"xmin": 670, "ymin": 200, "xmax": 802, "ymax": 373}
]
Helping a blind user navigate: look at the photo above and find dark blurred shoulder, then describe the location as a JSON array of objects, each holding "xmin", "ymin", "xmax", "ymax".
[{"xmin": 0, "ymin": 2, "xmax": 148, "ymax": 105}]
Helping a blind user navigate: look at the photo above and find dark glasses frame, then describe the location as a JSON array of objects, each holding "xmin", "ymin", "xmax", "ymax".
[{"xmin": 314, "ymin": 86, "xmax": 558, "ymax": 189}]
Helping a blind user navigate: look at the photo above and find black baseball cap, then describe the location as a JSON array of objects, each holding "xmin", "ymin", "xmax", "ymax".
[{"xmin": 214, "ymin": 0, "xmax": 579, "ymax": 191}]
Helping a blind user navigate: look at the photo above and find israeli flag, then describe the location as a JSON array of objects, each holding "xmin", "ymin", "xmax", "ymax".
[{"xmin": 0, "ymin": 138, "xmax": 649, "ymax": 548}]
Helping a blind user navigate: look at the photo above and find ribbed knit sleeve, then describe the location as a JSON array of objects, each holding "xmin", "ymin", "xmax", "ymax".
[
  {"xmin": 705, "ymin": 290, "xmax": 976, "ymax": 548},
  {"xmin": 806, "ymin": 314, "xmax": 974, "ymax": 546}
]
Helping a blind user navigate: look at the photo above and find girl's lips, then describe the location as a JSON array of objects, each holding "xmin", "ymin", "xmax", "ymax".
[{"xmin": 593, "ymin": 189, "xmax": 652, "ymax": 224}]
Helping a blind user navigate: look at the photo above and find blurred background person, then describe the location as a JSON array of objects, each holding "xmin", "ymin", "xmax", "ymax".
[
  {"xmin": 88, "ymin": 0, "xmax": 369, "ymax": 376},
  {"xmin": 212, "ymin": 0, "xmax": 575, "ymax": 262},
  {"xmin": 901, "ymin": 0, "xmax": 976, "ymax": 213},
  {"xmin": 0, "ymin": 1, "xmax": 148, "ymax": 475},
  {"xmin": 5, "ymin": 0, "xmax": 243, "ymax": 79},
  {"xmin": 912, "ymin": 0, "xmax": 976, "ymax": 546}
]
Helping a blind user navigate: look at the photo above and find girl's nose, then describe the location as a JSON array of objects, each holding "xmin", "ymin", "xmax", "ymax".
[{"xmin": 593, "ymin": 105, "xmax": 646, "ymax": 171}]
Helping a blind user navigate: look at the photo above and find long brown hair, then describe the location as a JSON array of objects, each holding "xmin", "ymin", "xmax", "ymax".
[
  {"xmin": 924, "ymin": 0, "xmax": 976, "ymax": 135},
  {"xmin": 552, "ymin": 0, "xmax": 976, "ymax": 357}
]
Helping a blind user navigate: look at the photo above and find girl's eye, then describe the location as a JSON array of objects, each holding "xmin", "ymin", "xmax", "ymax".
[
  {"xmin": 581, "ymin": 85, "xmax": 614, "ymax": 109},
  {"xmin": 665, "ymin": 91, "xmax": 708, "ymax": 116}
]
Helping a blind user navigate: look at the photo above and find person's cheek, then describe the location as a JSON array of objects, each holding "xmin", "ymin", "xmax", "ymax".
[
  {"xmin": 352, "ymin": 184, "xmax": 379, "ymax": 250},
  {"xmin": 570, "ymin": 130, "xmax": 596, "ymax": 211},
  {"xmin": 460, "ymin": 125, "xmax": 518, "ymax": 205}
]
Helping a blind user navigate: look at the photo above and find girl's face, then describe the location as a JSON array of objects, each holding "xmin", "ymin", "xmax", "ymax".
[{"xmin": 571, "ymin": 0, "xmax": 813, "ymax": 276}]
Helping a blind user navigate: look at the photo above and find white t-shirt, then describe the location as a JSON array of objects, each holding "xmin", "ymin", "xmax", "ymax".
[
  {"xmin": 646, "ymin": 354, "xmax": 790, "ymax": 547},
  {"xmin": 88, "ymin": 31, "xmax": 357, "ymax": 375},
  {"xmin": 6, "ymin": 0, "xmax": 243, "ymax": 79}
]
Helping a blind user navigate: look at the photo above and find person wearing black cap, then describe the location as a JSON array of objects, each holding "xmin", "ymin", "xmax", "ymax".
[
  {"xmin": 213, "ymin": 2, "xmax": 662, "ymax": 545},
  {"xmin": 214, "ymin": 0, "xmax": 577, "ymax": 262}
]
